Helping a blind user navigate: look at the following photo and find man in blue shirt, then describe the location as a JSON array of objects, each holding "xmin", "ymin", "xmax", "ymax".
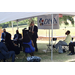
[{"xmin": 1, "ymin": 29, "xmax": 8, "ymax": 42}]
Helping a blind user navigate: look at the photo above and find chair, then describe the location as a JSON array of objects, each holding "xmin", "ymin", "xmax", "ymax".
[
  {"xmin": 46, "ymin": 38, "xmax": 57, "ymax": 52},
  {"xmin": 62, "ymin": 37, "xmax": 74, "ymax": 52},
  {"xmin": 22, "ymin": 44, "xmax": 31, "ymax": 61}
]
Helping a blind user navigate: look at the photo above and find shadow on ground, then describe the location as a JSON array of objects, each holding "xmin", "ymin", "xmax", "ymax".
[{"xmin": 1, "ymin": 43, "xmax": 75, "ymax": 62}]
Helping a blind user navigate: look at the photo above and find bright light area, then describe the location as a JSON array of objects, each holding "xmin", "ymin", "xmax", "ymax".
[{"xmin": 65, "ymin": 59, "xmax": 75, "ymax": 62}]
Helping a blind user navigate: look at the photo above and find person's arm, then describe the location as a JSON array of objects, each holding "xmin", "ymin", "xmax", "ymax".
[
  {"xmin": 36, "ymin": 26, "xmax": 38, "ymax": 32},
  {"xmin": 32, "ymin": 26, "xmax": 38, "ymax": 33},
  {"xmin": 1, "ymin": 33, "xmax": 5, "ymax": 41},
  {"xmin": 13, "ymin": 34, "xmax": 18, "ymax": 41},
  {"xmin": 19, "ymin": 34, "xmax": 22, "ymax": 40},
  {"xmin": 29, "ymin": 27, "xmax": 31, "ymax": 32},
  {"xmin": 14, "ymin": 43, "xmax": 18, "ymax": 46},
  {"xmin": 13, "ymin": 34, "xmax": 15, "ymax": 40},
  {"xmin": 64, "ymin": 35, "xmax": 72, "ymax": 44},
  {"xmin": 35, "ymin": 26, "xmax": 38, "ymax": 32},
  {"xmin": 31, "ymin": 40, "xmax": 34, "ymax": 47},
  {"xmin": 2, "ymin": 43, "xmax": 8, "ymax": 52},
  {"xmin": 64, "ymin": 36, "xmax": 68, "ymax": 41}
]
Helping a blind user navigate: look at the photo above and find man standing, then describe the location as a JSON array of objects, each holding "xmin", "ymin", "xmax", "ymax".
[
  {"xmin": 29, "ymin": 21, "xmax": 38, "ymax": 52},
  {"xmin": 1, "ymin": 29, "xmax": 7, "ymax": 42},
  {"xmin": 13, "ymin": 30, "xmax": 22, "ymax": 50}
]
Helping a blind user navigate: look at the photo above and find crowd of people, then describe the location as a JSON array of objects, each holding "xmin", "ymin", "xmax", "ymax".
[
  {"xmin": 0, "ymin": 21, "xmax": 38, "ymax": 62},
  {"xmin": 0, "ymin": 21, "xmax": 75, "ymax": 62}
]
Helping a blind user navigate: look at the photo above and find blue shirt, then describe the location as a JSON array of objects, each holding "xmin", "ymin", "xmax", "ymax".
[
  {"xmin": 1, "ymin": 32, "xmax": 7, "ymax": 41},
  {"xmin": 23, "ymin": 40, "xmax": 35, "ymax": 53}
]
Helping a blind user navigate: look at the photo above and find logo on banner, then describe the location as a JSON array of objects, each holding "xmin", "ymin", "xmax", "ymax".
[
  {"xmin": 39, "ymin": 18, "xmax": 44, "ymax": 26},
  {"xmin": 39, "ymin": 18, "xmax": 57, "ymax": 26}
]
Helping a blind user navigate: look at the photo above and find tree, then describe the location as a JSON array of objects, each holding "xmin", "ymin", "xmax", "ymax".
[
  {"xmin": 59, "ymin": 15, "xmax": 74, "ymax": 26},
  {"xmin": 9, "ymin": 21, "xmax": 12, "ymax": 27}
]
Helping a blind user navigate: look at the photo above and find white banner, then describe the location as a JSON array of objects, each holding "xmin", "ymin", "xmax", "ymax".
[{"xmin": 37, "ymin": 14, "xmax": 59, "ymax": 29}]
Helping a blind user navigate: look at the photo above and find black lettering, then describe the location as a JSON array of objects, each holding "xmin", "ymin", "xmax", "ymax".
[
  {"xmin": 44, "ymin": 19, "xmax": 48, "ymax": 24},
  {"xmin": 48, "ymin": 19, "xmax": 52, "ymax": 24},
  {"xmin": 53, "ymin": 18, "xmax": 57, "ymax": 24}
]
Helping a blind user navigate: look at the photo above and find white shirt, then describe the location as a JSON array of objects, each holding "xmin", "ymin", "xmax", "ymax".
[{"xmin": 31, "ymin": 26, "xmax": 34, "ymax": 32}]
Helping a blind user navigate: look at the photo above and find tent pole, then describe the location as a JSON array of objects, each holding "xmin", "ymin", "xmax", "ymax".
[
  {"xmin": 12, "ymin": 21, "xmax": 14, "ymax": 39},
  {"xmin": 17, "ymin": 21, "xmax": 18, "ymax": 30},
  {"xmin": 51, "ymin": 14, "xmax": 53, "ymax": 60},
  {"xmin": 49, "ymin": 29, "xmax": 50, "ymax": 45}
]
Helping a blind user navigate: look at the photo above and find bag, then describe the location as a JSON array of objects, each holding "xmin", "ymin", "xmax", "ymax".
[{"xmin": 27, "ymin": 56, "xmax": 41, "ymax": 62}]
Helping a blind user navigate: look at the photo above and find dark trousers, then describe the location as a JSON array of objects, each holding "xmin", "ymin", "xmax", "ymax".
[
  {"xmin": 32, "ymin": 38, "xmax": 38, "ymax": 51},
  {"xmin": 3, "ymin": 51, "xmax": 15, "ymax": 62},
  {"xmin": 69, "ymin": 42, "xmax": 75, "ymax": 53}
]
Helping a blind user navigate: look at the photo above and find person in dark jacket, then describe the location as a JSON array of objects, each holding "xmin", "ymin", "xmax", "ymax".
[
  {"xmin": 13, "ymin": 30, "xmax": 22, "ymax": 50},
  {"xmin": 5, "ymin": 32, "xmax": 20, "ymax": 55},
  {"xmin": 0, "ymin": 42, "xmax": 15, "ymax": 62},
  {"xmin": 29, "ymin": 21, "xmax": 38, "ymax": 52}
]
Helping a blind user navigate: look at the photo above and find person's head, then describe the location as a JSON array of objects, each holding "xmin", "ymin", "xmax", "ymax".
[
  {"xmin": 16, "ymin": 30, "xmax": 19, "ymax": 34},
  {"xmin": 65, "ymin": 30, "xmax": 70, "ymax": 35},
  {"xmin": 3, "ymin": 28, "xmax": 6, "ymax": 33},
  {"xmin": 5, "ymin": 33, "xmax": 11, "ymax": 40},
  {"xmin": 31, "ymin": 21, "xmax": 34, "ymax": 26},
  {"xmin": 23, "ymin": 32, "xmax": 31, "ymax": 43}
]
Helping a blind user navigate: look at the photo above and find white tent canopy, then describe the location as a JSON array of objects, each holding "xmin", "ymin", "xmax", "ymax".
[{"xmin": 0, "ymin": 12, "xmax": 75, "ymax": 24}]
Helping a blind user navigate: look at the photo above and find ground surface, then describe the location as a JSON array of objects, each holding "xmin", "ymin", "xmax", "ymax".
[{"xmin": 0, "ymin": 26, "xmax": 75, "ymax": 62}]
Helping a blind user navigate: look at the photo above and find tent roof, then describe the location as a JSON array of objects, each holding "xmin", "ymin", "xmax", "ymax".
[{"xmin": 0, "ymin": 12, "xmax": 75, "ymax": 24}]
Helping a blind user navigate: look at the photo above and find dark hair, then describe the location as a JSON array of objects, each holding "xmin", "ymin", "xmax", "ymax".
[
  {"xmin": 16, "ymin": 30, "xmax": 19, "ymax": 34},
  {"xmin": 65, "ymin": 30, "xmax": 70, "ymax": 35},
  {"xmin": 5, "ymin": 33, "xmax": 11, "ymax": 40},
  {"xmin": 67, "ymin": 30, "xmax": 70, "ymax": 34},
  {"xmin": 31, "ymin": 21, "xmax": 34, "ymax": 24},
  {"xmin": 23, "ymin": 33, "xmax": 31, "ymax": 43}
]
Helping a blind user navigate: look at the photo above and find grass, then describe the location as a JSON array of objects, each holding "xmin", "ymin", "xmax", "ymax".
[{"xmin": 3, "ymin": 42, "xmax": 75, "ymax": 62}]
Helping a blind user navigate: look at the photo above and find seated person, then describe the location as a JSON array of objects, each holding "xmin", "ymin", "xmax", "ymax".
[
  {"xmin": 13, "ymin": 30, "xmax": 22, "ymax": 50},
  {"xmin": 5, "ymin": 32, "xmax": 20, "ymax": 55},
  {"xmin": 1, "ymin": 28, "xmax": 8, "ymax": 42},
  {"xmin": 54, "ymin": 30, "xmax": 72, "ymax": 54},
  {"xmin": 22, "ymin": 32, "xmax": 35, "ymax": 56},
  {"xmin": 68, "ymin": 41, "xmax": 75, "ymax": 55},
  {"xmin": 0, "ymin": 42, "xmax": 15, "ymax": 62}
]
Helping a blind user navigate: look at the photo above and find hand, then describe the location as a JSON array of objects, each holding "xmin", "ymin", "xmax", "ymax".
[
  {"xmin": 16, "ymin": 39, "xmax": 18, "ymax": 40},
  {"xmin": 29, "ymin": 30, "xmax": 31, "ymax": 32},
  {"xmin": 14, "ymin": 44, "xmax": 18, "ymax": 46},
  {"xmin": 32, "ymin": 31, "xmax": 34, "ymax": 33},
  {"xmin": 4, "ymin": 39, "xmax": 5, "ymax": 41}
]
